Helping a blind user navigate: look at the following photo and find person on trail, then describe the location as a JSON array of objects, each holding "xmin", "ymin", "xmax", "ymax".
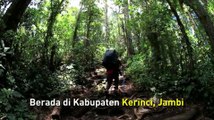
[{"xmin": 102, "ymin": 49, "xmax": 122, "ymax": 94}]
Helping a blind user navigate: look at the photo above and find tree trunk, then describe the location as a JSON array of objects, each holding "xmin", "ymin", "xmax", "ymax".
[
  {"xmin": 2, "ymin": 0, "xmax": 31, "ymax": 31},
  {"xmin": 147, "ymin": 31, "xmax": 163, "ymax": 76},
  {"xmin": 148, "ymin": 32, "xmax": 161, "ymax": 63},
  {"xmin": 184, "ymin": 0, "xmax": 214, "ymax": 54},
  {"xmin": 72, "ymin": 3, "xmax": 83, "ymax": 47},
  {"xmin": 1, "ymin": 0, "xmax": 31, "ymax": 46},
  {"xmin": 116, "ymin": 7, "xmax": 122, "ymax": 43},
  {"xmin": 83, "ymin": 2, "xmax": 93, "ymax": 69},
  {"xmin": 49, "ymin": 44, "xmax": 57, "ymax": 71},
  {"xmin": 186, "ymin": 10, "xmax": 207, "ymax": 46},
  {"xmin": 104, "ymin": 0, "xmax": 110, "ymax": 43},
  {"xmin": 123, "ymin": 0, "xmax": 134, "ymax": 56},
  {"xmin": 0, "ymin": 0, "xmax": 31, "ymax": 87},
  {"xmin": 44, "ymin": 0, "xmax": 65, "ymax": 49},
  {"xmin": 43, "ymin": 0, "xmax": 65, "ymax": 70},
  {"xmin": 134, "ymin": 30, "xmax": 142, "ymax": 53},
  {"xmin": 167, "ymin": 0, "xmax": 194, "ymax": 73},
  {"xmin": 85, "ymin": 7, "xmax": 92, "ymax": 47}
]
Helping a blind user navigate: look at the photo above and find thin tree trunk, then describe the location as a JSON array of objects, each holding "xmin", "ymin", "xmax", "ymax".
[
  {"xmin": 104, "ymin": 0, "xmax": 110, "ymax": 43},
  {"xmin": 121, "ymin": 19, "xmax": 127, "ymax": 47},
  {"xmin": 186, "ymin": 10, "xmax": 207, "ymax": 46},
  {"xmin": 84, "ymin": 3, "xmax": 93, "ymax": 68},
  {"xmin": 117, "ymin": 16, "xmax": 121, "ymax": 43},
  {"xmin": 147, "ymin": 31, "xmax": 161, "ymax": 63},
  {"xmin": 85, "ymin": 7, "xmax": 92, "ymax": 47},
  {"xmin": 167, "ymin": 0, "xmax": 194, "ymax": 73},
  {"xmin": 43, "ymin": 0, "xmax": 65, "ymax": 69},
  {"xmin": 49, "ymin": 44, "xmax": 57, "ymax": 71},
  {"xmin": 123, "ymin": 0, "xmax": 134, "ymax": 56},
  {"xmin": 135, "ymin": 30, "xmax": 141, "ymax": 52},
  {"xmin": 72, "ymin": 3, "xmax": 83, "ymax": 47},
  {"xmin": 44, "ymin": 0, "xmax": 64, "ymax": 49}
]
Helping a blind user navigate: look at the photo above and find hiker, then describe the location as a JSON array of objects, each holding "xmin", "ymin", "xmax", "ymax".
[{"xmin": 102, "ymin": 49, "xmax": 122, "ymax": 94}]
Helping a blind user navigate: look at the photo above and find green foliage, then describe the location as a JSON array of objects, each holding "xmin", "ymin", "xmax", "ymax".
[
  {"xmin": 71, "ymin": 43, "xmax": 97, "ymax": 85},
  {"xmin": 194, "ymin": 58, "xmax": 214, "ymax": 101},
  {"xmin": 126, "ymin": 54, "xmax": 153, "ymax": 89},
  {"xmin": 0, "ymin": 88, "xmax": 35, "ymax": 119},
  {"xmin": 1, "ymin": 0, "xmax": 214, "ymax": 118},
  {"xmin": 126, "ymin": 51, "xmax": 214, "ymax": 115}
]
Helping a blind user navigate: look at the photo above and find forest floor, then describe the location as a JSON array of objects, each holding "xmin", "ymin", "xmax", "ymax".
[{"xmin": 34, "ymin": 67, "xmax": 212, "ymax": 120}]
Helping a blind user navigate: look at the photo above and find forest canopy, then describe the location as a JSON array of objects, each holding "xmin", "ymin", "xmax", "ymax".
[{"xmin": 0, "ymin": 0, "xmax": 214, "ymax": 119}]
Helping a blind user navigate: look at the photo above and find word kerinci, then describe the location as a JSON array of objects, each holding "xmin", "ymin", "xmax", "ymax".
[
  {"xmin": 30, "ymin": 98, "xmax": 61, "ymax": 106},
  {"xmin": 121, "ymin": 98, "xmax": 184, "ymax": 107}
]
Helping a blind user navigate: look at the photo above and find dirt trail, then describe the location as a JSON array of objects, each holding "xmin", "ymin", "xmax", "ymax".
[{"xmin": 36, "ymin": 67, "xmax": 212, "ymax": 120}]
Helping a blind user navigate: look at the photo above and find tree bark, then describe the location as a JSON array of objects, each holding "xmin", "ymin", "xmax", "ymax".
[
  {"xmin": 43, "ymin": 0, "xmax": 65, "ymax": 69},
  {"xmin": 147, "ymin": 31, "xmax": 161, "ymax": 63},
  {"xmin": 85, "ymin": 7, "xmax": 92, "ymax": 47},
  {"xmin": 104, "ymin": 0, "xmax": 110, "ymax": 43},
  {"xmin": 184, "ymin": 0, "xmax": 214, "ymax": 54},
  {"xmin": 1, "ymin": 0, "xmax": 31, "ymax": 46},
  {"xmin": 44, "ymin": 0, "xmax": 65, "ymax": 49},
  {"xmin": 186, "ymin": 10, "xmax": 207, "ymax": 46},
  {"xmin": 123, "ymin": 0, "xmax": 134, "ymax": 56},
  {"xmin": 0, "ymin": 0, "xmax": 31, "ymax": 87},
  {"xmin": 72, "ymin": 3, "xmax": 83, "ymax": 47},
  {"xmin": 167, "ymin": 0, "xmax": 194, "ymax": 72},
  {"xmin": 2, "ymin": 0, "xmax": 31, "ymax": 31}
]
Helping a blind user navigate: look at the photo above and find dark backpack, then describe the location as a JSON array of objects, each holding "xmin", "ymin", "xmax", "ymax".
[{"xmin": 102, "ymin": 50, "xmax": 118, "ymax": 69}]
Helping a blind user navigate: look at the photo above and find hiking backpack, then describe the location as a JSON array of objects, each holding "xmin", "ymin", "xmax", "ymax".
[{"xmin": 102, "ymin": 50, "xmax": 118, "ymax": 69}]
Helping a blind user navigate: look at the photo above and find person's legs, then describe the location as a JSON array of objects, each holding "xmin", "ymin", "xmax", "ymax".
[
  {"xmin": 106, "ymin": 74, "xmax": 113, "ymax": 91},
  {"xmin": 113, "ymin": 73, "xmax": 119, "ymax": 90}
]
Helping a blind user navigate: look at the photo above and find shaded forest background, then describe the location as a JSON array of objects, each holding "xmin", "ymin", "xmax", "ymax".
[{"xmin": 0, "ymin": 0, "xmax": 214, "ymax": 119}]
